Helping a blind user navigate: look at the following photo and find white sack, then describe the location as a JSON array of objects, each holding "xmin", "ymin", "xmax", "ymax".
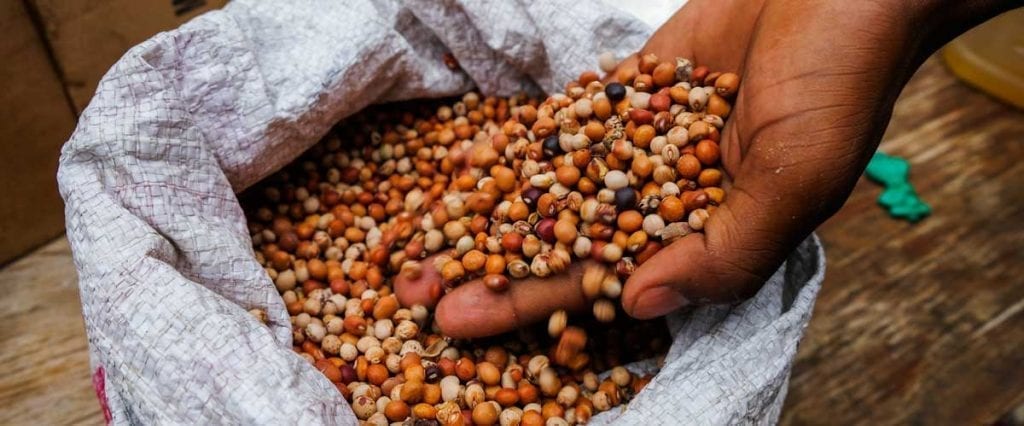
[{"xmin": 58, "ymin": 0, "xmax": 824, "ymax": 424}]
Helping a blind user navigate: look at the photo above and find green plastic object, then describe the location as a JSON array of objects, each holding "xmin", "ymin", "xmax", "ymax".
[{"xmin": 864, "ymin": 152, "xmax": 931, "ymax": 222}]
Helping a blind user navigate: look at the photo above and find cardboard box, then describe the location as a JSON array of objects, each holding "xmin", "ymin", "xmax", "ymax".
[
  {"xmin": 0, "ymin": 0, "xmax": 227, "ymax": 264},
  {"xmin": 0, "ymin": 0, "xmax": 78, "ymax": 264},
  {"xmin": 26, "ymin": 0, "xmax": 229, "ymax": 113}
]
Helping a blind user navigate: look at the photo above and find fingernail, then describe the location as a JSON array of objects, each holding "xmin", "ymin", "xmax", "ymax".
[
  {"xmin": 428, "ymin": 281, "xmax": 443, "ymax": 302},
  {"xmin": 629, "ymin": 286, "xmax": 689, "ymax": 319}
]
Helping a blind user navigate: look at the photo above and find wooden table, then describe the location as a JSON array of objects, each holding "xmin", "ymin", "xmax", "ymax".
[
  {"xmin": 781, "ymin": 56, "xmax": 1024, "ymax": 424},
  {"xmin": 0, "ymin": 238, "xmax": 100, "ymax": 425},
  {"xmin": 1, "ymin": 56, "xmax": 1021, "ymax": 425}
]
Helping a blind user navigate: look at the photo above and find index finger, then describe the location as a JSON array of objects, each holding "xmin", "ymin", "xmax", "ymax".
[
  {"xmin": 434, "ymin": 261, "xmax": 591, "ymax": 338},
  {"xmin": 394, "ymin": 256, "xmax": 591, "ymax": 339}
]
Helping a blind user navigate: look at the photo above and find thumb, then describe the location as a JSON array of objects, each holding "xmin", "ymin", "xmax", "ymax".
[
  {"xmin": 621, "ymin": 97, "xmax": 869, "ymax": 318},
  {"xmin": 618, "ymin": 96, "xmax": 852, "ymax": 319},
  {"xmin": 621, "ymin": 180, "xmax": 790, "ymax": 318}
]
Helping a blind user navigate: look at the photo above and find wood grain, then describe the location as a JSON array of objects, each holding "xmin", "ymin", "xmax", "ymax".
[
  {"xmin": 0, "ymin": 55, "xmax": 1020, "ymax": 425},
  {"xmin": 781, "ymin": 57, "xmax": 1024, "ymax": 424},
  {"xmin": 0, "ymin": 238, "xmax": 101, "ymax": 426}
]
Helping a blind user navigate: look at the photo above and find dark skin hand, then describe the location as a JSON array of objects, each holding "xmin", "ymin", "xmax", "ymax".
[{"xmin": 397, "ymin": 0, "xmax": 1019, "ymax": 338}]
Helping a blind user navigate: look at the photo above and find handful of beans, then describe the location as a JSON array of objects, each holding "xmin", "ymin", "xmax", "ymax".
[{"xmin": 245, "ymin": 53, "xmax": 737, "ymax": 425}]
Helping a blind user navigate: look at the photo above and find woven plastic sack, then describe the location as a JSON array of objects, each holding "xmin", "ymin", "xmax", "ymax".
[{"xmin": 58, "ymin": 0, "xmax": 825, "ymax": 424}]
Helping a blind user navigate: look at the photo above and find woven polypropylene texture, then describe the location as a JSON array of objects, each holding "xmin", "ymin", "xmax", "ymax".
[{"xmin": 58, "ymin": 1, "xmax": 824, "ymax": 424}]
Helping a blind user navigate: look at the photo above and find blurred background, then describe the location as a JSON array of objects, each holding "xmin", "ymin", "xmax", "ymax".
[{"xmin": 0, "ymin": 1, "xmax": 1021, "ymax": 424}]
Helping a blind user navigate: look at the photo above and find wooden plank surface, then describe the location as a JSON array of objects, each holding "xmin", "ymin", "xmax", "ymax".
[
  {"xmin": 781, "ymin": 57, "xmax": 1024, "ymax": 424},
  {"xmin": 0, "ymin": 55, "xmax": 1021, "ymax": 425},
  {"xmin": 0, "ymin": 237, "xmax": 101, "ymax": 425}
]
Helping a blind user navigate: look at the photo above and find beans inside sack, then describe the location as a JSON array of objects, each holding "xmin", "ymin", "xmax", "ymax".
[{"xmin": 245, "ymin": 53, "xmax": 738, "ymax": 425}]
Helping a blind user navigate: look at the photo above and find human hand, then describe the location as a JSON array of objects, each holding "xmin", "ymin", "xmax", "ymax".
[{"xmin": 396, "ymin": 0, "xmax": 1016, "ymax": 338}]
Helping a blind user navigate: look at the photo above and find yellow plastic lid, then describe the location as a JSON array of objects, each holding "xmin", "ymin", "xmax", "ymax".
[{"xmin": 943, "ymin": 8, "xmax": 1024, "ymax": 109}]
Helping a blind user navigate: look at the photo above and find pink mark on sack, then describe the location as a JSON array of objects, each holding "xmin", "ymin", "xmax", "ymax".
[{"xmin": 92, "ymin": 366, "xmax": 113, "ymax": 425}]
